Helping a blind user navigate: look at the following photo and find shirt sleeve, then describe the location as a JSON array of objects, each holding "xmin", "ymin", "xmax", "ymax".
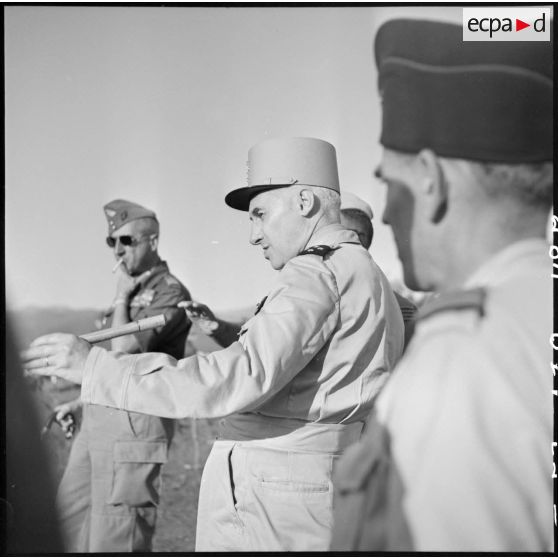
[{"xmin": 81, "ymin": 256, "xmax": 339, "ymax": 419}]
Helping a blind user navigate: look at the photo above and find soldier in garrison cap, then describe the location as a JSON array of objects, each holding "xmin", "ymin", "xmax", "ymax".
[
  {"xmin": 22, "ymin": 137, "xmax": 404, "ymax": 551},
  {"xmin": 53, "ymin": 199, "xmax": 191, "ymax": 552},
  {"xmin": 331, "ymin": 19, "xmax": 553, "ymax": 552},
  {"xmin": 340, "ymin": 192, "xmax": 417, "ymax": 348}
]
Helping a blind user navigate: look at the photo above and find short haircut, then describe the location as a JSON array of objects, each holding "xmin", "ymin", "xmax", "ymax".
[
  {"xmin": 468, "ymin": 162, "xmax": 553, "ymax": 210},
  {"xmin": 341, "ymin": 208, "xmax": 374, "ymax": 249},
  {"xmin": 391, "ymin": 150, "xmax": 553, "ymax": 212},
  {"xmin": 296, "ymin": 185, "xmax": 341, "ymax": 221}
]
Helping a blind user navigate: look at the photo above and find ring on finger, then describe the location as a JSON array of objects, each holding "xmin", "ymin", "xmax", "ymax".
[{"xmin": 45, "ymin": 356, "xmax": 50, "ymax": 367}]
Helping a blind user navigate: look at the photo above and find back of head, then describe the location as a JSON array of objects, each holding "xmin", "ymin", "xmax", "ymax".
[{"xmin": 340, "ymin": 193, "xmax": 374, "ymax": 249}]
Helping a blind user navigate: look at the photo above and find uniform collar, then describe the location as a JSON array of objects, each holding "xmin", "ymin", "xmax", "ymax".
[
  {"xmin": 140, "ymin": 260, "xmax": 169, "ymax": 288},
  {"xmin": 304, "ymin": 223, "xmax": 362, "ymax": 250},
  {"xmin": 464, "ymin": 238, "xmax": 549, "ymax": 288}
]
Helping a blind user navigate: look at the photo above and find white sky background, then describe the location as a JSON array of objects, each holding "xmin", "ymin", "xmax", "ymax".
[{"xmin": 5, "ymin": 5, "xmax": 462, "ymax": 313}]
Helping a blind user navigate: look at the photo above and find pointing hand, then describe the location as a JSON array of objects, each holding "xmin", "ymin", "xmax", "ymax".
[{"xmin": 178, "ymin": 300, "xmax": 219, "ymax": 334}]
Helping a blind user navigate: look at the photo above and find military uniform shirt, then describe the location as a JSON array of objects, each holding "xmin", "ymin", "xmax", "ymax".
[
  {"xmin": 81, "ymin": 224, "xmax": 404, "ymax": 424},
  {"xmin": 331, "ymin": 238, "xmax": 553, "ymax": 552}
]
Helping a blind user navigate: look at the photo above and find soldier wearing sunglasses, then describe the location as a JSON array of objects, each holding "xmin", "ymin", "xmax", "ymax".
[{"xmin": 53, "ymin": 199, "xmax": 191, "ymax": 552}]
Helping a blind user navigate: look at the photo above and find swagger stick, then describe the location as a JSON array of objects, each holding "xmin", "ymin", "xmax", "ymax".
[{"xmin": 81, "ymin": 314, "xmax": 166, "ymax": 344}]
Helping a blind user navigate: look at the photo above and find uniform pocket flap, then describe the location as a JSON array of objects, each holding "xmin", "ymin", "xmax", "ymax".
[{"xmin": 113, "ymin": 440, "xmax": 168, "ymax": 464}]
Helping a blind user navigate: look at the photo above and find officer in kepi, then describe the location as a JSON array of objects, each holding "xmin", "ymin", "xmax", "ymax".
[
  {"xmin": 180, "ymin": 192, "xmax": 416, "ymax": 352},
  {"xmin": 22, "ymin": 137, "xmax": 405, "ymax": 551},
  {"xmin": 330, "ymin": 19, "xmax": 553, "ymax": 552},
  {"xmin": 52, "ymin": 199, "xmax": 191, "ymax": 552}
]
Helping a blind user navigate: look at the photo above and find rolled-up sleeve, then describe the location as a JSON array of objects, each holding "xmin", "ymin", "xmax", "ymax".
[{"xmin": 81, "ymin": 256, "xmax": 339, "ymax": 419}]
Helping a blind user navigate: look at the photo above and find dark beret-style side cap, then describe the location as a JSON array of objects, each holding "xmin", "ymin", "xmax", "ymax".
[{"xmin": 374, "ymin": 18, "xmax": 553, "ymax": 163}]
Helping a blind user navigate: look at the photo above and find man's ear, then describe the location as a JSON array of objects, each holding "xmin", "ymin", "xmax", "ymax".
[
  {"xmin": 298, "ymin": 189, "xmax": 317, "ymax": 217},
  {"xmin": 149, "ymin": 234, "xmax": 159, "ymax": 252},
  {"xmin": 417, "ymin": 149, "xmax": 447, "ymax": 223}
]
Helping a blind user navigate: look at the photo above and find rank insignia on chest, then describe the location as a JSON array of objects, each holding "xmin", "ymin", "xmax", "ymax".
[{"xmin": 130, "ymin": 289, "xmax": 155, "ymax": 308}]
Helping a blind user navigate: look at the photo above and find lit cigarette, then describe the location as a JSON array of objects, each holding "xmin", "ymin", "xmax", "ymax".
[{"xmin": 112, "ymin": 259, "xmax": 124, "ymax": 273}]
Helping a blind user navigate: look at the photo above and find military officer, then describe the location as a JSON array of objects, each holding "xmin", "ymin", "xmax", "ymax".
[
  {"xmin": 330, "ymin": 19, "xmax": 553, "ymax": 552},
  {"xmin": 183, "ymin": 191, "xmax": 417, "ymax": 349},
  {"xmin": 340, "ymin": 192, "xmax": 416, "ymax": 346},
  {"xmin": 53, "ymin": 200, "xmax": 191, "ymax": 552},
  {"xmin": 22, "ymin": 137, "xmax": 404, "ymax": 552}
]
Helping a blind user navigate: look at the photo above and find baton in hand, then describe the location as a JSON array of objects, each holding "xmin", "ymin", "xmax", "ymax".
[{"xmin": 80, "ymin": 314, "xmax": 166, "ymax": 344}]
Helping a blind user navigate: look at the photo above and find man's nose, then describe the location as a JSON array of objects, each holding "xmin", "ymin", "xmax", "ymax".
[
  {"xmin": 114, "ymin": 239, "xmax": 126, "ymax": 256},
  {"xmin": 381, "ymin": 205, "xmax": 391, "ymax": 226},
  {"xmin": 381, "ymin": 209, "xmax": 388, "ymax": 225},
  {"xmin": 249, "ymin": 223, "xmax": 263, "ymax": 246}
]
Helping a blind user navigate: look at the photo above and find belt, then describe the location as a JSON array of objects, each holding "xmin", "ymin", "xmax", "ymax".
[{"xmin": 218, "ymin": 413, "xmax": 364, "ymax": 454}]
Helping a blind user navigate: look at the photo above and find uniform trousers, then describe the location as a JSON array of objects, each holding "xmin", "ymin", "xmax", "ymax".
[
  {"xmin": 56, "ymin": 404, "xmax": 171, "ymax": 552},
  {"xmin": 195, "ymin": 416, "xmax": 363, "ymax": 552}
]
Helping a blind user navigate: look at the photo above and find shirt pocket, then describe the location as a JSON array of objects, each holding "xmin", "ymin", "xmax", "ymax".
[{"xmin": 107, "ymin": 440, "xmax": 168, "ymax": 507}]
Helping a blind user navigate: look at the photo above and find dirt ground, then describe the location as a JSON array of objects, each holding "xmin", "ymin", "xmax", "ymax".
[{"xmin": 33, "ymin": 377, "xmax": 220, "ymax": 552}]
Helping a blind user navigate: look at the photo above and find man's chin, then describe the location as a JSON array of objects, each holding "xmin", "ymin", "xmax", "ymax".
[
  {"xmin": 267, "ymin": 258, "xmax": 285, "ymax": 271},
  {"xmin": 402, "ymin": 266, "xmax": 422, "ymax": 292}
]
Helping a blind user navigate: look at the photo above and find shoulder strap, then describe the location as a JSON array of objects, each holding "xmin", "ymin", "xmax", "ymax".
[
  {"xmin": 254, "ymin": 296, "xmax": 268, "ymax": 316},
  {"xmin": 416, "ymin": 287, "xmax": 486, "ymax": 321},
  {"xmin": 298, "ymin": 244, "xmax": 338, "ymax": 258}
]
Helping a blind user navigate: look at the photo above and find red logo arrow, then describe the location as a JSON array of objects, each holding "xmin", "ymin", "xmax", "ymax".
[{"xmin": 516, "ymin": 18, "xmax": 530, "ymax": 31}]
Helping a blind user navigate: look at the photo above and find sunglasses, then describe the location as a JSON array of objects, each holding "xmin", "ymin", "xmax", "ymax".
[{"xmin": 106, "ymin": 234, "xmax": 156, "ymax": 248}]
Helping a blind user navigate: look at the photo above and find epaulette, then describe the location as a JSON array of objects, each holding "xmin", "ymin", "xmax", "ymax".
[
  {"xmin": 254, "ymin": 296, "xmax": 268, "ymax": 315},
  {"xmin": 298, "ymin": 245, "xmax": 338, "ymax": 258},
  {"xmin": 416, "ymin": 287, "xmax": 486, "ymax": 321},
  {"xmin": 164, "ymin": 275, "xmax": 180, "ymax": 287}
]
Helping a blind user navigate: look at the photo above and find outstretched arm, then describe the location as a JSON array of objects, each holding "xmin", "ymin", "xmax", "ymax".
[{"xmin": 22, "ymin": 258, "xmax": 339, "ymax": 420}]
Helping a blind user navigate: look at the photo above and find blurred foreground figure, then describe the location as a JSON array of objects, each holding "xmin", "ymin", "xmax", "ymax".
[
  {"xmin": 5, "ymin": 323, "xmax": 63, "ymax": 554},
  {"xmin": 55, "ymin": 200, "xmax": 191, "ymax": 552},
  {"xmin": 340, "ymin": 192, "xmax": 416, "ymax": 346},
  {"xmin": 331, "ymin": 19, "xmax": 553, "ymax": 552},
  {"xmin": 22, "ymin": 137, "xmax": 404, "ymax": 551}
]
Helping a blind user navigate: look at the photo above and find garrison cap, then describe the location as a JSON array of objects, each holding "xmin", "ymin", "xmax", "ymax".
[
  {"xmin": 341, "ymin": 192, "xmax": 374, "ymax": 221},
  {"xmin": 103, "ymin": 199, "xmax": 158, "ymax": 234},
  {"xmin": 225, "ymin": 137, "xmax": 340, "ymax": 211},
  {"xmin": 374, "ymin": 19, "xmax": 553, "ymax": 162}
]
